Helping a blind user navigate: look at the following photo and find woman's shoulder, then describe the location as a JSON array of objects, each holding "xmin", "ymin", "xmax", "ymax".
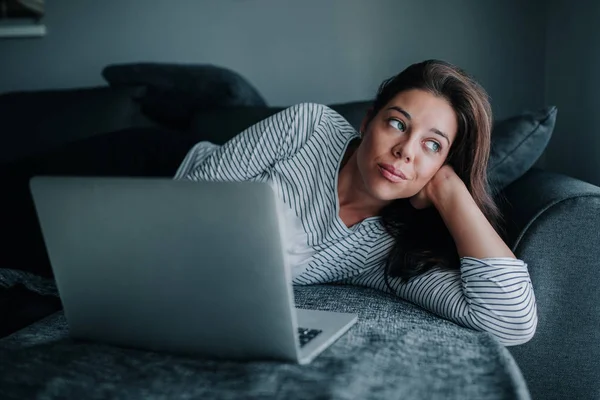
[
  {"xmin": 286, "ymin": 102, "xmax": 329, "ymax": 112},
  {"xmin": 284, "ymin": 102, "xmax": 352, "ymax": 121},
  {"xmin": 285, "ymin": 102, "xmax": 358, "ymax": 139}
]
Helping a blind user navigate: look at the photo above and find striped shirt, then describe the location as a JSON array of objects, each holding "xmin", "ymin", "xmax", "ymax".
[{"xmin": 174, "ymin": 103, "xmax": 538, "ymax": 346}]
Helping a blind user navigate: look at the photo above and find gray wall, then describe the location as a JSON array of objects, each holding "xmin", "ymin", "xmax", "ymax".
[
  {"xmin": 0, "ymin": 0, "xmax": 545, "ymax": 119},
  {"xmin": 544, "ymin": 0, "xmax": 600, "ymax": 186}
]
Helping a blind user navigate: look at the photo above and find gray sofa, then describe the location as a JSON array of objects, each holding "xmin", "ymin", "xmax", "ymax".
[
  {"xmin": 500, "ymin": 169, "xmax": 600, "ymax": 400},
  {"xmin": 1, "ymin": 85, "xmax": 599, "ymax": 400}
]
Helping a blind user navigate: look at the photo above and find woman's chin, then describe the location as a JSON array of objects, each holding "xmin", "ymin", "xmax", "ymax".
[{"xmin": 368, "ymin": 182, "xmax": 410, "ymax": 202}]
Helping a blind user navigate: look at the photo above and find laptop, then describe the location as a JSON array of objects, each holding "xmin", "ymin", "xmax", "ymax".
[{"xmin": 29, "ymin": 176, "xmax": 357, "ymax": 365}]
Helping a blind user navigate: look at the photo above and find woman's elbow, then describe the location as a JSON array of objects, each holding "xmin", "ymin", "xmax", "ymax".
[
  {"xmin": 497, "ymin": 313, "xmax": 538, "ymax": 346},
  {"xmin": 468, "ymin": 301, "xmax": 538, "ymax": 346}
]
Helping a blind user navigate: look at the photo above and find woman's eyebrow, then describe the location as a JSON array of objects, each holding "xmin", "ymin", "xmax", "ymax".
[
  {"xmin": 386, "ymin": 106, "xmax": 411, "ymax": 120},
  {"xmin": 430, "ymin": 128, "xmax": 450, "ymax": 144},
  {"xmin": 387, "ymin": 106, "xmax": 449, "ymax": 144}
]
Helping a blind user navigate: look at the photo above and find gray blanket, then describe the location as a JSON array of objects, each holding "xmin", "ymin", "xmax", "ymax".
[{"xmin": 0, "ymin": 269, "xmax": 530, "ymax": 400}]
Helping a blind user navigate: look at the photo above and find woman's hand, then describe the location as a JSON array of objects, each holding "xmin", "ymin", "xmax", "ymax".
[
  {"xmin": 409, "ymin": 164, "xmax": 463, "ymax": 210},
  {"xmin": 410, "ymin": 164, "xmax": 516, "ymax": 259}
]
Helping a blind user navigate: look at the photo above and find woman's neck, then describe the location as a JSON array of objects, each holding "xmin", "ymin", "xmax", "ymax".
[{"xmin": 337, "ymin": 140, "xmax": 388, "ymax": 226}]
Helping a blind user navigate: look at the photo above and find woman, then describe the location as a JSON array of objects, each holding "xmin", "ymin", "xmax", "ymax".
[
  {"xmin": 174, "ymin": 59, "xmax": 537, "ymax": 346},
  {"xmin": 2, "ymin": 59, "xmax": 537, "ymax": 345}
]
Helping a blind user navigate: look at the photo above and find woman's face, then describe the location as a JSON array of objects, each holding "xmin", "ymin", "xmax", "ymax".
[{"xmin": 355, "ymin": 88, "xmax": 459, "ymax": 202}]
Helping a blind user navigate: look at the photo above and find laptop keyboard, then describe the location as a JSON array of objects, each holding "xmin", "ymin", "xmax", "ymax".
[{"xmin": 297, "ymin": 327, "xmax": 322, "ymax": 347}]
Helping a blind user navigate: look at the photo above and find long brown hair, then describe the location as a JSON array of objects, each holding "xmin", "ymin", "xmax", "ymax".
[{"xmin": 367, "ymin": 60, "xmax": 502, "ymax": 282}]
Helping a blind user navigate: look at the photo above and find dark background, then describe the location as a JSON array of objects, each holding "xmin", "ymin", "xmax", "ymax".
[{"xmin": 0, "ymin": 0, "xmax": 597, "ymax": 186}]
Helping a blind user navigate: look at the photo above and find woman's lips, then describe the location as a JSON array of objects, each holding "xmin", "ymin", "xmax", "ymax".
[{"xmin": 378, "ymin": 163, "xmax": 409, "ymax": 183}]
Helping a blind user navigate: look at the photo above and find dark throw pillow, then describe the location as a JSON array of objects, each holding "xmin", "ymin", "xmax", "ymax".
[
  {"xmin": 102, "ymin": 63, "xmax": 267, "ymax": 130},
  {"xmin": 488, "ymin": 106, "xmax": 557, "ymax": 190}
]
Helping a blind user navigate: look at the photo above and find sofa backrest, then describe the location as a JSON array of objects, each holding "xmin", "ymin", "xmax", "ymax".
[{"xmin": 0, "ymin": 86, "xmax": 156, "ymax": 163}]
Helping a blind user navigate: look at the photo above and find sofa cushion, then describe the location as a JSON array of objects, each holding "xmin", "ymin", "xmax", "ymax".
[
  {"xmin": 102, "ymin": 63, "xmax": 267, "ymax": 130},
  {"xmin": 488, "ymin": 106, "xmax": 557, "ymax": 189},
  {"xmin": 189, "ymin": 103, "xmax": 556, "ymax": 190},
  {"xmin": 0, "ymin": 278, "xmax": 530, "ymax": 400}
]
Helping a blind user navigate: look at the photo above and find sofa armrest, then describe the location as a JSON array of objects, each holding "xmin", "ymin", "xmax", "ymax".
[{"xmin": 498, "ymin": 167, "xmax": 600, "ymax": 400}]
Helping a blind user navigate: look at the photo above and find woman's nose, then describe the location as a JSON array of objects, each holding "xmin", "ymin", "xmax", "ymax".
[{"xmin": 393, "ymin": 138, "xmax": 417, "ymax": 163}]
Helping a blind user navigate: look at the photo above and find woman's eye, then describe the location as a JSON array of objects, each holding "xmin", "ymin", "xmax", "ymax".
[
  {"xmin": 389, "ymin": 118, "xmax": 406, "ymax": 131},
  {"xmin": 425, "ymin": 141, "xmax": 441, "ymax": 153}
]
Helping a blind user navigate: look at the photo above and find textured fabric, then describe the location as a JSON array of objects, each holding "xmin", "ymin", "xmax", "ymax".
[
  {"xmin": 0, "ymin": 269, "xmax": 62, "ymax": 338},
  {"xmin": 488, "ymin": 107, "xmax": 557, "ymax": 190},
  {"xmin": 0, "ymin": 275, "xmax": 530, "ymax": 400},
  {"xmin": 175, "ymin": 103, "xmax": 537, "ymax": 345},
  {"xmin": 499, "ymin": 168, "xmax": 600, "ymax": 400},
  {"xmin": 0, "ymin": 268, "xmax": 58, "ymax": 297}
]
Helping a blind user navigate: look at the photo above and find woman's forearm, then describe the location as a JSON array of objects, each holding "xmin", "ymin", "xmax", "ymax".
[{"xmin": 430, "ymin": 176, "xmax": 515, "ymax": 259}]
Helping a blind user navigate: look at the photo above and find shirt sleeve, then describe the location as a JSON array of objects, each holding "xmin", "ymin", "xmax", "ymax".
[
  {"xmin": 173, "ymin": 103, "xmax": 326, "ymax": 182},
  {"xmin": 348, "ymin": 257, "xmax": 538, "ymax": 346}
]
